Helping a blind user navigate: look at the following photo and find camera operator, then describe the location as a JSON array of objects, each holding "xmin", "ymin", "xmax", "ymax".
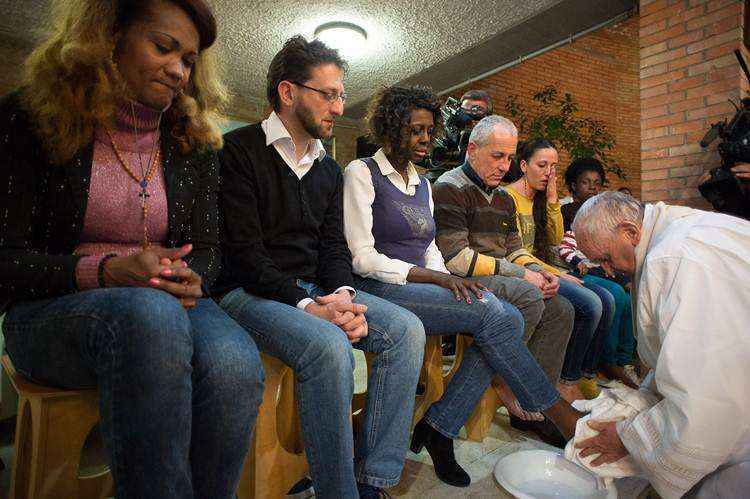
[
  {"xmin": 460, "ymin": 90, "xmax": 492, "ymax": 117},
  {"xmin": 731, "ymin": 163, "xmax": 750, "ymax": 181},
  {"xmin": 698, "ymin": 163, "xmax": 750, "ymax": 219},
  {"xmin": 698, "ymin": 157, "xmax": 750, "ymax": 220},
  {"xmin": 699, "ymin": 164, "xmax": 750, "ymax": 184},
  {"xmin": 427, "ymin": 90, "xmax": 492, "ymax": 179},
  {"xmin": 696, "ymin": 50, "xmax": 750, "ymax": 219},
  {"xmin": 456, "ymin": 90, "xmax": 492, "ymax": 162}
]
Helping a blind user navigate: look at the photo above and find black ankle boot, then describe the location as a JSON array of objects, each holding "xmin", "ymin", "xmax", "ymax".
[
  {"xmin": 410, "ymin": 418, "xmax": 470, "ymax": 487},
  {"xmin": 509, "ymin": 415, "xmax": 567, "ymax": 448}
]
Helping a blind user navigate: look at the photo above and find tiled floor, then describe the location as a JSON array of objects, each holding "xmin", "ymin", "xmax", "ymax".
[
  {"xmin": 0, "ymin": 409, "xmax": 653, "ymax": 498},
  {"xmin": 393, "ymin": 414, "xmax": 549, "ymax": 498},
  {"xmin": 391, "ymin": 409, "xmax": 652, "ymax": 498},
  {"xmin": 0, "ymin": 351, "xmax": 654, "ymax": 498}
]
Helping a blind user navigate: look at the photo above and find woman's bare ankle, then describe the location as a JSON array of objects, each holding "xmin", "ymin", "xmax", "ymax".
[{"xmin": 543, "ymin": 399, "xmax": 583, "ymax": 440}]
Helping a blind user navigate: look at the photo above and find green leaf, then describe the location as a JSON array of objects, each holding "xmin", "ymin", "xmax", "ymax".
[{"xmin": 504, "ymin": 85, "xmax": 624, "ymax": 180}]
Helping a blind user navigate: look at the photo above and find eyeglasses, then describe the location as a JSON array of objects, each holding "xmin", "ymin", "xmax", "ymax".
[{"xmin": 292, "ymin": 82, "xmax": 347, "ymax": 104}]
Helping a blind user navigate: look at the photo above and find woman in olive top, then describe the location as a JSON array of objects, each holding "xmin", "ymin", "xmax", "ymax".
[{"xmin": 503, "ymin": 139, "xmax": 615, "ymax": 401}]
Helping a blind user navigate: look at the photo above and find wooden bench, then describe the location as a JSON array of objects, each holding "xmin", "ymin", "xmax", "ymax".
[
  {"xmin": 235, "ymin": 353, "xmax": 308, "ymax": 499},
  {"xmin": 238, "ymin": 336, "xmax": 450, "ymax": 498},
  {"xmin": 1, "ymin": 355, "xmax": 113, "ymax": 499},
  {"xmin": 413, "ymin": 335, "xmax": 445, "ymax": 425}
]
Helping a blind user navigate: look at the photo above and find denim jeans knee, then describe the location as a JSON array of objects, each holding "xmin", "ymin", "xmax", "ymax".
[
  {"xmin": 473, "ymin": 292, "xmax": 525, "ymax": 344},
  {"xmin": 559, "ymin": 279, "xmax": 604, "ymax": 382}
]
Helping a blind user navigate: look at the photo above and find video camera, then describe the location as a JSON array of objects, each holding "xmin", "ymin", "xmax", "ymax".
[
  {"xmin": 698, "ymin": 49, "xmax": 750, "ymax": 219},
  {"xmin": 423, "ymin": 97, "xmax": 488, "ymax": 180},
  {"xmin": 443, "ymin": 96, "xmax": 488, "ymax": 135}
]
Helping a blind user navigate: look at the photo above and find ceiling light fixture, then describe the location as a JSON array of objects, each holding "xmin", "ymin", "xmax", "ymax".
[{"xmin": 314, "ymin": 21, "xmax": 368, "ymax": 59}]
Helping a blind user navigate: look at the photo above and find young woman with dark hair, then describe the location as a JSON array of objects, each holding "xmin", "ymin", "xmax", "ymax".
[
  {"xmin": 503, "ymin": 139, "xmax": 615, "ymax": 402},
  {"xmin": 560, "ymin": 158, "xmax": 639, "ymax": 388}
]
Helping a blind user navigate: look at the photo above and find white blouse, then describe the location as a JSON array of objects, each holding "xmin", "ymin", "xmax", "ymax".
[{"xmin": 343, "ymin": 148, "xmax": 449, "ymax": 285}]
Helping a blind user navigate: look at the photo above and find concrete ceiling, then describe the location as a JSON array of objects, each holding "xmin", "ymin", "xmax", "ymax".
[{"xmin": 0, "ymin": 0, "xmax": 635, "ymax": 118}]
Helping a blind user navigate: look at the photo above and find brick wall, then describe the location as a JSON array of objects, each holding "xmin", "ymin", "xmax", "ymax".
[
  {"xmin": 639, "ymin": 0, "xmax": 746, "ymax": 206},
  {"xmin": 225, "ymin": 93, "xmax": 268, "ymax": 124},
  {"xmin": 448, "ymin": 16, "xmax": 641, "ymax": 198},
  {"xmin": 331, "ymin": 120, "xmax": 361, "ymax": 167}
]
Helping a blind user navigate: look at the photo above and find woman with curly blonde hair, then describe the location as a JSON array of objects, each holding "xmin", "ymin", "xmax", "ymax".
[
  {"xmin": 0, "ymin": 1, "xmax": 263, "ymax": 497},
  {"xmin": 22, "ymin": 0, "xmax": 228, "ymax": 163}
]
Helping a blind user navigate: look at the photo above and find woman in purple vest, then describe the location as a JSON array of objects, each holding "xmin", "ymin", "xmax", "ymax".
[{"xmin": 343, "ymin": 86, "xmax": 582, "ymax": 488}]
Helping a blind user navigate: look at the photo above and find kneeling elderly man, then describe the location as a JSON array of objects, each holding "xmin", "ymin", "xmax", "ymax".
[
  {"xmin": 573, "ymin": 192, "xmax": 750, "ymax": 499},
  {"xmin": 572, "ymin": 191, "xmax": 750, "ymax": 499}
]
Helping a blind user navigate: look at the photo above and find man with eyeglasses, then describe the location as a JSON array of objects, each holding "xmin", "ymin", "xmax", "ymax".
[{"xmin": 214, "ymin": 35, "xmax": 425, "ymax": 499}]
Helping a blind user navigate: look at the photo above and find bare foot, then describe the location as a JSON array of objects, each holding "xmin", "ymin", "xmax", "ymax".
[
  {"xmin": 599, "ymin": 364, "xmax": 639, "ymax": 389},
  {"xmin": 493, "ymin": 378, "xmax": 544, "ymax": 421},
  {"xmin": 543, "ymin": 399, "xmax": 585, "ymax": 440},
  {"xmin": 557, "ymin": 382, "xmax": 585, "ymax": 404}
]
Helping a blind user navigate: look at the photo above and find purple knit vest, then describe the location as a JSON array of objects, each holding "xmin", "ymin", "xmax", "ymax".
[{"xmin": 362, "ymin": 157, "xmax": 435, "ymax": 268}]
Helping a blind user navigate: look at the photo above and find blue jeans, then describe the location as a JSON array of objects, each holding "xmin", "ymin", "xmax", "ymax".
[
  {"xmin": 2, "ymin": 288, "xmax": 264, "ymax": 499},
  {"xmin": 354, "ymin": 277, "xmax": 560, "ymax": 439},
  {"xmin": 584, "ymin": 275, "xmax": 635, "ymax": 366},
  {"xmin": 558, "ymin": 279, "xmax": 613, "ymax": 381},
  {"xmin": 473, "ymin": 275, "xmax": 574, "ymax": 385},
  {"xmin": 580, "ymin": 280, "xmax": 615, "ymax": 377},
  {"xmin": 219, "ymin": 281, "xmax": 425, "ymax": 498}
]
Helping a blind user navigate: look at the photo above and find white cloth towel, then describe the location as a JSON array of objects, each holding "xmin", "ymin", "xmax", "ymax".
[{"xmin": 565, "ymin": 387, "xmax": 659, "ymax": 478}]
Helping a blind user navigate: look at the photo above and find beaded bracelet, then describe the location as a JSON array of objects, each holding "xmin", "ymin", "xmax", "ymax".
[{"xmin": 98, "ymin": 253, "xmax": 118, "ymax": 288}]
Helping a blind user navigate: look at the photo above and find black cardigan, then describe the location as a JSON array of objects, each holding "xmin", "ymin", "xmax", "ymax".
[
  {"xmin": 215, "ymin": 123, "xmax": 354, "ymax": 306},
  {"xmin": 0, "ymin": 92, "xmax": 221, "ymax": 312}
]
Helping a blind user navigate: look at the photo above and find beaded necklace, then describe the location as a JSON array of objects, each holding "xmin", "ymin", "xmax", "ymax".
[{"xmin": 104, "ymin": 103, "xmax": 163, "ymax": 248}]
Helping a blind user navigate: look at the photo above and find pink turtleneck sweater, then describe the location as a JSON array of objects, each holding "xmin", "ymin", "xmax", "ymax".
[{"xmin": 74, "ymin": 103, "xmax": 169, "ymax": 289}]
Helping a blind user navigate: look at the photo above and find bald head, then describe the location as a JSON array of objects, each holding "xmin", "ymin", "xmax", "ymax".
[{"xmin": 572, "ymin": 191, "xmax": 645, "ymax": 275}]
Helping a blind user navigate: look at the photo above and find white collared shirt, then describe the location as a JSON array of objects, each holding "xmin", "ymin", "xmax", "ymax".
[
  {"xmin": 260, "ymin": 112, "xmax": 354, "ymax": 310},
  {"xmin": 261, "ymin": 111, "xmax": 326, "ymax": 180},
  {"xmin": 343, "ymin": 148, "xmax": 449, "ymax": 285}
]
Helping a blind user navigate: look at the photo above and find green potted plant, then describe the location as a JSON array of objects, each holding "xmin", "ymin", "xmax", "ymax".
[{"xmin": 505, "ymin": 85, "xmax": 625, "ymax": 181}]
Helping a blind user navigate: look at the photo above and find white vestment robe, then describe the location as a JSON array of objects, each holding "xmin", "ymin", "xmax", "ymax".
[{"xmin": 616, "ymin": 202, "xmax": 750, "ymax": 498}]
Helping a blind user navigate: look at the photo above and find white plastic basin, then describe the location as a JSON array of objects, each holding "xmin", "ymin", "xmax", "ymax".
[{"xmin": 494, "ymin": 449, "xmax": 618, "ymax": 499}]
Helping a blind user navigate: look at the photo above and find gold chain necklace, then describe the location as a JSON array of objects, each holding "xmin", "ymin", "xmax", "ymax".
[
  {"xmin": 522, "ymin": 176, "xmax": 535, "ymax": 199},
  {"xmin": 103, "ymin": 114, "xmax": 162, "ymax": 249}
]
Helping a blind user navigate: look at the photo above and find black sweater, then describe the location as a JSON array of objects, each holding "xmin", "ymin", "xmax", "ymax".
[
  {"xmin": 0, "ymin": 92, "xmax": 222, "ymax": 312},
  {"xmin": 215, "ymin": 123, "xmax": 354, "ymax": 306}
]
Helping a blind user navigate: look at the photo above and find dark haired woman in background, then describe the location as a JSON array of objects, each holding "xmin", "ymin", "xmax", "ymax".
[
  {"xmin": 0, "ymin": 1, "xmax": 262, "ymax": 497},
  {"xmin": 344, "ymin": 86, "xmax": 582, "ymax": 488},
  {"xmin": 559, "ymin": 158, "xmax": 638, "ymax": 388},
  {"xmin": 503, "ymin": 139, "xmax": 615, "ymax": 402}
]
